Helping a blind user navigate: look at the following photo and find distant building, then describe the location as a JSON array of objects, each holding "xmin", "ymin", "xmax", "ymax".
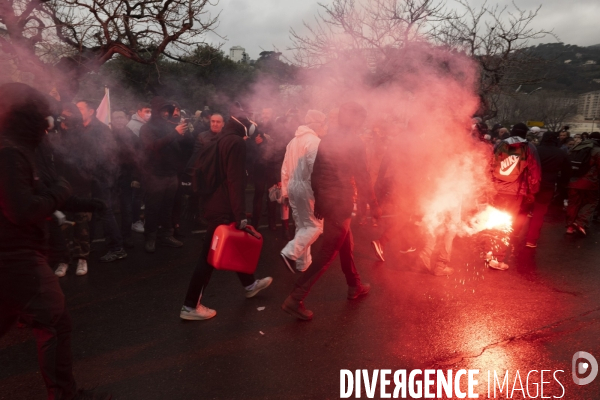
[
  {"xmin": 229, "ymin": 46, "xmax": 249, "ymax": 63},
  {"xmin": 577, "ymin": 91, "xmax": 600, "ymax": 120}
]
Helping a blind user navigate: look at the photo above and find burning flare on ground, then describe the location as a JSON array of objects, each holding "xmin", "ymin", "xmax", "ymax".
[{"xmin": 463, "ymin": 206, "xmax": 513, "ymax": 235}]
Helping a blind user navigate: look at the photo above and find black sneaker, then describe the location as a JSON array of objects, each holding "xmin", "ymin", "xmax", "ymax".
[
  {"xmin": 573, "ymin": 223, "xmax": 587, "ymax": 236},
  {"xmin": 157, "ymin": 236, "xmax": 183, "ymax": 247},
  {"xmin": 74, "ymin": 388, "xmax": 112, "ymax": 400},
  {"xmin": 174, "ymin": 226, "xmax": 186, "ymax": 238},
  {"xmin": 281, "ymin": 296, "xmax": 313, "ymax": 320},
  {"xmin": 371, "ymin": 240, "xmax": 385, "ymax": 261},
  {"xmin": 99, "ymin": 248, "xmax": 127, "ymax": 263},
  {"xmin": 280, "ymin": 253, "xmax": 296, "ymax": 273},
  {"xmin": 347, "ymin": 283, "xmax": 371, "ymax": 299}
]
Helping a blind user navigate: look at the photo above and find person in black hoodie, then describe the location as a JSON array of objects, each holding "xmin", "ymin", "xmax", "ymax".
[
  {"xmin": 524, "ymin": 132, "xmax": 570, "ymax": 247},
  {"xmin": 111, "ymin": 110, "xmax": 143, "ymax": 248},
  {"xmin": 281, "ymin": 102, "xmax": 381, "ymax": 321},
  {"xmin": 75, "ymin": 100, "xmax": 127, "ymax": 264},
  {"xmin": 180, "ymin": 112, "xmax": 273, "ymax": 321},
  {"xmin": 139, "ymin": 97, "xmax": 191, "ymax": 252},
  {"xmin": 0, "ymin": 83, "xmax": 111, "ymax": 400}
]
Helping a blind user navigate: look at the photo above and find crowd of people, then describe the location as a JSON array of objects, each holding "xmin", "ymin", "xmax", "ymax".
[{"xmin": 1, "ymin": 81, "xmax": 600, "ymax": 399}]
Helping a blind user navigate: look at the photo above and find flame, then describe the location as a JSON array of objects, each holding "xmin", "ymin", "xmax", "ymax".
[
  {"xmin": 483, "ymin": 207, "xmax": 513, "ymax": 231},
  {"xmin": 461, "ymin": 205, "xmax": 513, "ymax": 236}
]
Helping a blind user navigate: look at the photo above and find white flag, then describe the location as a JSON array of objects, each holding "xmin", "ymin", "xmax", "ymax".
[{"xmin": 96, "ymin": 87, "xmax": 111, "ymax": 126}]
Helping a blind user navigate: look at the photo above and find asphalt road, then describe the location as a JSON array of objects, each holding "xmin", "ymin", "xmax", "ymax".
[{"xmin": 1, "ymin": 204, "xmax": 599, "ymax": 399}]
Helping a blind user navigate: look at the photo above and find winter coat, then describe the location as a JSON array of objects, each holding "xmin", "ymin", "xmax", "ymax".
[
  {"xmin": 0, "ymin": 83, "xmax": 73, "ymax": 264},
  {"xmin": 536, "ymin": 142, "xmax": 570, "ymax": 191},
  {"xmin": 568, "ymin": 140, "xmax": 600, "ymax": 190},
  {"xmin": 491, "ymin": 136, "xmax": 541, "ymax": 196},
  {"xmin": 202, "ymin": 121, "xmax": 247, "ymax": 223},
  {"xmin": 126, "ymin": 113, "xmax": 146, "ymax": 137},
  {"xmin": 311, "ymin": 129, "xmax": 377, "ymax": 221},
  {"xmin": 281, "ymin": 125, "xmax": 320, "ymax": 198},
  {"xmin": 112, "ymin": 125, "xmax": 142, "ymax": 182},
  {"xmin": 82, "ymin": 117, "xmax": 119, "ymax": 186},
  {"xmin": 140, "ymin": 97, "xmax": 194, "ymax": 178}
]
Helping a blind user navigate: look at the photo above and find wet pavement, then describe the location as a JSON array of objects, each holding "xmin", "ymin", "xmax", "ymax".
[{"xmin": 1, "ymin": 204, "xmax": 599, "ymax": 399}]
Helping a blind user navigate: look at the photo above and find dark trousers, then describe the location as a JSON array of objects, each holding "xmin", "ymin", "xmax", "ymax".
[
  {"xmin": 525, "ymin": 188, "xmax": 554, "ymax": 244},
  {"xmin": 172, "ymin": 174, "xmax": 186, "ymax": 229},
  {"xmin": 183, "ymin": 219, "xmax": 256, "ymax": 308},
  {"xmin": 252, "ymin": 164, "xmax": 277, "ymax": 229},
  {"xmin": 290, "ymin": 217, "xmax": 361, "ymax": 302},
  {"xmin": 566, "ymin": 188, "xmax": 600, "ymax": 228},
  {"xmin": 47, "ymin": 220, "xmax": 70, "ymax": 267},
  {"xmin": 65, "ymin": 212, "xmax": 90, "ymax": 261},
  {"xmin": 0, "ymin": 259, "xmax": 76, "ymax": 400},
  {"xmin": 489, "ymin": 193, "xmax": 525, "ymax": 261},
  {"xmin": 118, "ymin": 175, "xmax": 142, "ymax": 240},
  {"xmin": 144, "ymin": 175, "xmax": 178, "ymax": 240},
  {"xmin": 91, "ymin": 180, "xmax": 123, "ymax": 251}
]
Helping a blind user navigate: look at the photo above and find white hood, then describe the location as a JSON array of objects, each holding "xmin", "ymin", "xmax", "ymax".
[{"xmin": 295, "ymin": 125, "xmax": 318, "ymax": 138}]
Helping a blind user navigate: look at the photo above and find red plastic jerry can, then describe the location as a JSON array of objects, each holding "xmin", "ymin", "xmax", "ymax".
[{"xmin": 207, "ymin": 223, "xmax": 263, "ymax": 274}]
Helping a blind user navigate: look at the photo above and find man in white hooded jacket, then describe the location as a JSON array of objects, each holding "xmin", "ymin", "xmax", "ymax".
[{"xmin": 280, "ymin": 110, "xmax": 327, "ymax": 272}]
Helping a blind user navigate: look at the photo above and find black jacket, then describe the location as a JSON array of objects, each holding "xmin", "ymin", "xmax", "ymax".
[
  {"xmin": 203, "ymin": 122, "xmax": 247, "ymax": 223},
  {"xmin": 140, "ymin": 97, "xmax": 194, "ymax": 178},
  {"xmin": 82, "ymin": 117, "xmax": 119, "ymax": 186},
  {"xmin": 537, "ymin": 142, "xmax": 570, "ymax": 191},
  {"xmin": 311, "ymin": 129, "xmax": 377, "ymax": 220},
  {"xmin": 112, "ymin": 125, "xmax": 142, "ymax": 182},
  {"xmin": 0, "ymin": 83, "xmax": 72, "ymax": 264},
  {"xmin": 0, "ymin": 142, "xmax": 71, "ymax": 264}
]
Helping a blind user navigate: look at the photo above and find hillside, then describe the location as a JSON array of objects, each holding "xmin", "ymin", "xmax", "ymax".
[{"xmin": 523, "ymin": 43, "xmax": 600, "ymax": 94}]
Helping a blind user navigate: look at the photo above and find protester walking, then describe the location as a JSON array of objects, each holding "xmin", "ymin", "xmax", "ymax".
[
  {"xmin": 282, "ymin": 102, "xmax": 380, "ymax": 321},
  {"xmin": 525, "ymin": 132, "xmax": 570, "ymax": 247},
  {"xmin": 0, "ymin": 82, "xmax": 111, "ymax": 400},
  {"xmin": 280, "ymin": 110, "xmax": 327, "ymax": 273},
  {"xmin": 486, "ymin": 123, "xmax": 541, "ymax": 270},
  {"xmin": 181, "ymin": 112, "xmax": 272, "ymax": 321},
  {"xmin": 565, "ymin": 136, "xmax": 600, "ymax": 235}
]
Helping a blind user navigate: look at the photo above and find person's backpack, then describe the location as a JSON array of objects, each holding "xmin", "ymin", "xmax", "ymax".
[
  {"xmin": 186, "ymin": 135, "xmax": 225, "ymax": 195},
  {"xmin": 568, "ymin": 146, "xmax": 593, "ymax": 178},
  {"xmin": 492, "ymin": 141, "xmax": 528, "ymax": 182}
]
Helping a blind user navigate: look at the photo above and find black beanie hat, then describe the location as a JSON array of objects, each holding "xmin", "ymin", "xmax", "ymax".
[{"xmin": 511, "ymin": 123, "xmax": 529, "ymax": 139}]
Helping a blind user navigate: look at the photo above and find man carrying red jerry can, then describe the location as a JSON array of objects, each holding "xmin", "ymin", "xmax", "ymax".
[{"xmin": 180, "ymin": 105, "xmax": 273, "ymax": 321}]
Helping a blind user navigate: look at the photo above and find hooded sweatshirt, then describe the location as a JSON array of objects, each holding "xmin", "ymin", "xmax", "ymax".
[
  {"xmin": 537, "ymin": 132, "xmax": 570, "ymax": 191},
  {"xmin": 140, "ymin": 97, "xmax": 192, "ymax": 178},
  {"xmin": 568, "ymin": 139, "xmax": 600, "ymax": 190},
  {"xmin": 311, "ymin": 127, "xmax": 377, "ymax": 220},
  {"xmin": 202, "ymin": 117, "xmax": 248, "ymax": 223},
  {"xmin": 0, "ymin": 83, "xmax": 71, "ymax": 264},
  {"xmin": 127, "ymin": 112, "xmax": 147, "ymax": 137},
  {"xmin": 491, "ymin": 136, "xmax": 541, "ymax": 196},
  {"xmin": 281, "ymin": 125, "xmax": 321, "ymax": 198}
]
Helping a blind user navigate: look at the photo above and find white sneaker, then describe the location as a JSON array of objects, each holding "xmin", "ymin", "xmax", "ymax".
[
  {"xmin": 131, "ymin": 220, "xmax": 145, "ymax": 233},
  {"xmin": 55, "ymin": 263, "xmax": 69, "ymax": 277},
  {"xmin": 180, "ymin": 305, "xmax": 216, "ymax": 320},
  {"xmin": 488, "ymin": 259, "xmax": 509, "ymax": 270},
  {"xmin": 245, "ymin": 277, "xmax": 273, "ymax": 298},
  {"xmin": 76, "ymin": 259, "xmax": 88, "ymax": 276}
]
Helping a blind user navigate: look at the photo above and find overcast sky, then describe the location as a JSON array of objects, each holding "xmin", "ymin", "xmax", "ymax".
[{"xmin": 203, "ymin": 0, "xmax": 600, "ymax": 60}]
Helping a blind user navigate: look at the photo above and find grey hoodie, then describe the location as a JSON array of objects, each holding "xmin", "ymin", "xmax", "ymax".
[{"xmin": 127, "ymin": 112, "xmax": 146, "ymax": 137}]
